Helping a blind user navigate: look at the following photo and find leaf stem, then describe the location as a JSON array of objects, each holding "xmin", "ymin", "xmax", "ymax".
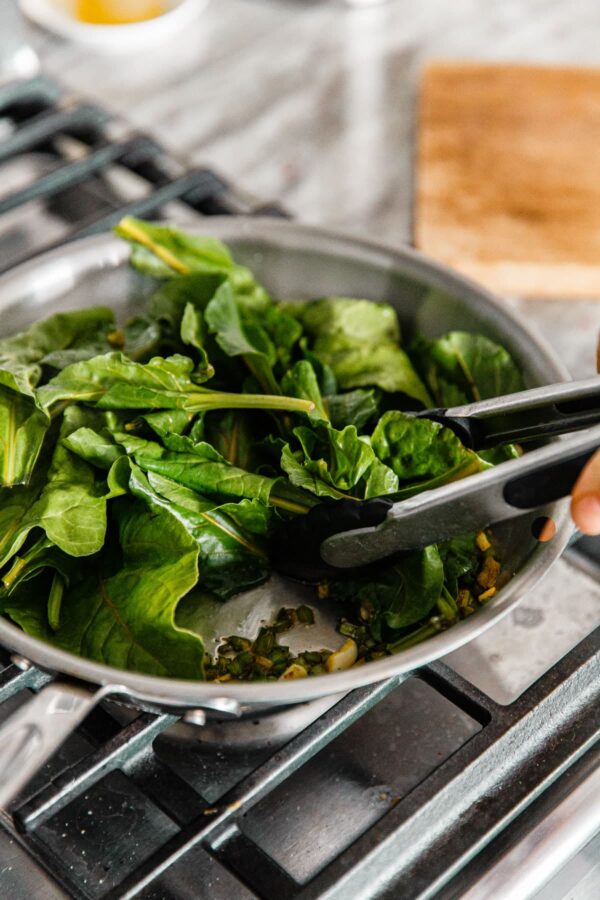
[
  {"xmin": 269, "ymin": 494, "xmax": 312, "ymax": 515},
  {"xmin": 1, "ymin": 534, "xmax": 51, "ymax": 591},
  {"xmin": 387, "ymin": 621, "xmax": 442, "ymax": 653},
  {"xmin": 117, "ymin": 217, "xmax": 191, "ymax": 275},
  {"xmin": 439, "ymin": 585, "xmax": 459, "ymax": 621},
  {"xmin": 244, "ymin": 355, "xmax": 281, "ymax": 396},
  {"xmin": 436, "ymin": 595, "xmax": 459, "ymax": 623},
  {"xmin": 47, "ymin": 571, "xmax": 65, "ymax": 632},
  {"xmin": 185, "ymin": 392, "xmax": 314, "ymax": 414},
  {"xmin": 47, "ymin": 394, "xmax": 104, "ymax": 418},
  {"xmin": 1, "ymin": 556, "xmax": 28, "ymax": 591}
]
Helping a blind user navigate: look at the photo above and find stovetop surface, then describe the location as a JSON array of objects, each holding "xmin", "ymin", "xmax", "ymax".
[{"xmin": 0, "ymin": 76, "xmax": 598, "ymax": 900}]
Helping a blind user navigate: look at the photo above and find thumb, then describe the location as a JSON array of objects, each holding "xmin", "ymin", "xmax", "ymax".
[{"xmin": 571, "ymin": 449, "xmax": 600, "ymax": 535}]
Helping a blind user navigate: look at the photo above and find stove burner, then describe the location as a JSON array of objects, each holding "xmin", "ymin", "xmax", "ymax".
[{"xmin": 0, "ymin": 76, "xmax": 598, "ymax": 900}]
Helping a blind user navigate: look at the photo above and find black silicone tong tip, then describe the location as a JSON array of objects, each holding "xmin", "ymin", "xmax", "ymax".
[
  {"xmin": 271, "ymin": 497, "xmax": 394, "ymax": 583},
  {"xmin": 414, "ymin": 408, "xmax": 483, "ymax": 449}
]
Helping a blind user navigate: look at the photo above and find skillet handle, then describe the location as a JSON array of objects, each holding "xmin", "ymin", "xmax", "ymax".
[{"xmin": 0, "ymin": 681, "xmax": 105, "ymax": 810}]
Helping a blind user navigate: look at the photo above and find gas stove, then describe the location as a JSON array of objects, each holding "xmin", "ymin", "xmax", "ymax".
[{"xmin": 0, "ymin": 76, "xmax": 598, "ymax": 900}]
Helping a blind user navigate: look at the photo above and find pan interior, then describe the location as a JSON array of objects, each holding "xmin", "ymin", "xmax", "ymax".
[{"xmin": 0, "ymin": 223, "xmax": 569, "ymax": 696}]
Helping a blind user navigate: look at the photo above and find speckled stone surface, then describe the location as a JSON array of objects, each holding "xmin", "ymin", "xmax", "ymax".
[{"xmin": 15, "ymin": 0, "xmax": 600, "ymax": 695}]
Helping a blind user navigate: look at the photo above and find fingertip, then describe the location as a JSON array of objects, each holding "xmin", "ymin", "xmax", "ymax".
[{"xmin": 571, "ymin": 494, "xmax": 600, "ymax": 535}]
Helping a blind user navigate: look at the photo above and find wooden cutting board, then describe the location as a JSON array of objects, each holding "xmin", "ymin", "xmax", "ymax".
[{"xmin": 415, "ymin": 62, "xmax": 600, "ymax": 298}]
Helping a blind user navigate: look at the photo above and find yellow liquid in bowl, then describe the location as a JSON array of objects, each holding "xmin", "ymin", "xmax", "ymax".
[{"xmin": 75, "ymin": 0, "xmax": 166, "ymax": 25}]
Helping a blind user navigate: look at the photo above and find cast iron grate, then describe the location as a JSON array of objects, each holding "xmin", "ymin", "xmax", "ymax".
[
  {"xmin": 0, "ymin": 77, "xmax": 598, "ymax": 900},
  {"xmin": 0, "ymin": 75, "xmax": 285, "ymax": 272},
  {"xmin": 1, "ymin": 631, "xmax": 598, "ymax": 900}
]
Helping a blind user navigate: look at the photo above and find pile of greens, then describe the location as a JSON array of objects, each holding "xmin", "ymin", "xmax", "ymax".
[{"xmin": 0, "ymin": 218, "xmax": 523, "ymax": 680}]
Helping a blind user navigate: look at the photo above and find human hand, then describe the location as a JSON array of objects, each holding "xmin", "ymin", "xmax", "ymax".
[{"xmin": 571, "ymin": 449, "xmax": 600, "ymax": 535}]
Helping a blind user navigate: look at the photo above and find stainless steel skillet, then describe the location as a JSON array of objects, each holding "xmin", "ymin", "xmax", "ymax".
[{"xmin": 0, "ymin": 218, "xmax": 573, "ymax": 807}]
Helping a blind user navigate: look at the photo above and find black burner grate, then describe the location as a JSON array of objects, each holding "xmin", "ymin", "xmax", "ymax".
[
  {"xmin": 0, "ymin": 76, "xmax": 285, "ymax": 273},
  {"xmin": 0, "ymin": 77, "xmax": 598, "ymax": 900}
]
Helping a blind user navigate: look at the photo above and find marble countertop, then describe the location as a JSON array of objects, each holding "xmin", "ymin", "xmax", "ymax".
[{"xmin": 14, "ymin": 0, "xmax": 595, "ymax": 376}]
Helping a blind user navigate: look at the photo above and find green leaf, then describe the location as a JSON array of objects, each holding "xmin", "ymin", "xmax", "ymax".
[
  {"xmin": 2, "ymin": 407, "xmax": 123, "ymax": 570},
  {"xmin": 114, "ymin": 430, "xmax": 278, "ymax": 504},
  {"xmin": 280, "ymin": 444, "xmax": 346, "ymax": 500},
  {"xmin": 299, "ymin": 296, "xmax": 402, "ymax": 345},
  {"xmin": 330, "ymin": 546, "xmax": 444, "ymax": 635},
  {"xmin": 135, "ymin": 409, "xmax": 195, "ymax": 441},
  {"xmin": 38, "ymin": 352, "xmax": 201, "ymax": 410},
  {"xmin": 63, "ymin": 426, "xmax": 125, "ymax": 471},
  {"xmin": 383, "ymin": 547, "xmax": 445, "ymax": 630},
  {"xmin": 299, "ymin": 339, "xmax": 337, "ymax": 396},
  {"xmin": 139, "ymin": 470, "xmax": 271, "ymax": 600},
  {"xmin": 115, "ymin": 217, "xmax": 235, "ymax": 277},
  {"xmin": 363, "ymin": 457, "xmax": 399, "ymax": 498},
  {"xmin": 281, "ymin": 423, "xmax": 374, "ymax": 500},
  {"xmin": 327, "ymin": 389, "xmax": 379, "ymax": 430},
  {"xmin": 0, "ymin": 407, "xmax": 127, "ymax": 575},
  {"xmin": 218, "ymin": 494, "xmax": 272, "ymax": 538},
  {"xmin": 6, "ymin": 488, "xmax": 204, "ymax": 678},
  {"xmin": 299, "ymin": 297, "xmax": 431, "ymax": 406},
  {"xmin": 320, "ymin": 343, "xmax": 432, "ymax": 406},
  {"xmin": 121, "ymin": 316, "xmax": 164, "ymax": 362},
  {"xmin": 371, "ymin": 411, "xmax": 485, "ymax": 489},
  {"xmin": 0, "ymin": 311, "xmax": 97, "ymax": 484},
  {"xmin": 38, "ymin": 352, "xmax": 313, "ymax": 416},
  {"xmin": 205, "ymin": 281, "xmax": 280, "ymax": 394},
  {"xmin": 477, "ymin": 444, "xmax": 521, "ymax": 465},
  {"xmin": 42, "ymin": 317, "xmax": 165, "ymax": 370},
  {"xmin": 259, "ymin": 305, "xmax": 303, "ymax": 370},
  {"xmin": 115, "ymin": 217, "xmax": 270, "ymax": 312},
  {"xmin": 0, "ymin": 375, "xmax": 49, "ymax": 487},
  {"xmin": 0, "ymin": 307, "xmax": 116, "ymax": 380},
  {"xmin": 411, "ymin": 331, "xmax": 524, "ymax": 405},
  {"xmin": 203, "ymin": 410, "xmax": 257, "ymax": 470},
  {"xmin": 438, "ymin": 533, "xmax": 479, "ymax": 596},
  {"xmin": 281, "ymin": 360, "xmax": 328, "ymax": 421},
  {"xmin": 149, "ymin": 272, "xmax": 225, "ymax": 324},
  {"xmin": 1, "ymin": 535, "xmax": 78, "ymax": 600},
  {"xmin": 112, "ymin": 427, "xmax": 317, "ymax": 514},
  {"xmin": 140, "ymin": 274, "xmax": 221, "ymax": 375},
  {"xmin": 180, "ymin": 302, "xmax": 215, "ymax": 382},
  {"xmin": 0, "ymin": 478, "xmax": 44, "ymax": 569},
  {"xmin": 32, "ymin": 445, "xmax": 110, "ymax": 558},
  {"xmin": 149, "ymin": 275, "xmax": 239, "ymax": 380}
]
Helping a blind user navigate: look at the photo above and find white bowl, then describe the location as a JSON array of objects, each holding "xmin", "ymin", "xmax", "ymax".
[{"xmin": 19, "ymin": 0, "xmax": 205, "ymax": 52}]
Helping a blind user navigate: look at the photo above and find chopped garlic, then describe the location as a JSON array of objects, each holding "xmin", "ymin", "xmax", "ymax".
[
  {"xmin": 255, "ymin": 655, "xmax": 273, "ymax": 669},
  {"xmin": 326, "ymin": 638, "xmax": 358, "ymax": 672},
  {"xmin": 279, "ymin": 663, "xmax": 308, "ymax": 680},
  {"xmin": 476, "ymin": 531, "xmax": 491, "ymax": 552},
  {"xmin": 477, "ymin": 556, "xmax": 501, "ymax": 589}
]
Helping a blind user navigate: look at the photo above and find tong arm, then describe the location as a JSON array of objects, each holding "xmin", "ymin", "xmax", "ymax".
[
  {"xmin": 419, "ymin": 376, "xmax": 600, "ymax": 449},
  {"xmin": 321, "ymin": 425, "xmax": 600, "ymax": 568}
]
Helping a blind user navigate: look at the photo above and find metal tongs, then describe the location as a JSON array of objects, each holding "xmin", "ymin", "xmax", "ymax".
[{"xmin": 273, "ymin": 377, "xmax": 600, "ymax": 581}]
